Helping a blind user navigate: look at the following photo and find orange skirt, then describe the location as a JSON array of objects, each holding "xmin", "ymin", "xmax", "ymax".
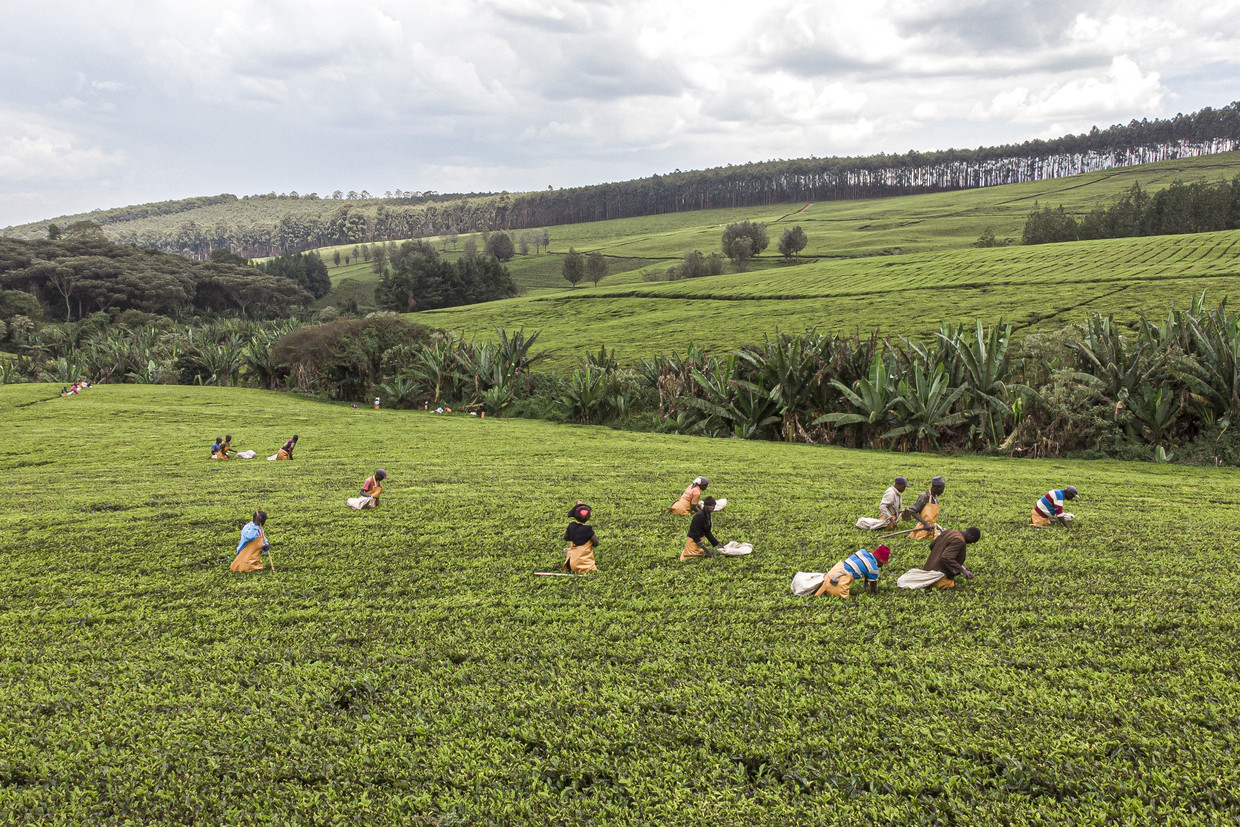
[
  {"xmin": 814, "ymin": 560, "xmax": 853, "ymax": 598},
  {"xmin": 230, "ymin": 537, "xmax": 266, "ymax": 572},
  {"xmin": 276, "ymin": 448, "xmax": 291, "ymax": 461},
  {"xmin": 564, "ymin": 542, "xmax": 597, "ymax": 573}
]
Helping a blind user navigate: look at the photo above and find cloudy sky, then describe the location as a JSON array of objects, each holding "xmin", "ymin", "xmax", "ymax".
[{"xmin": 3, "ymin": 0, "xmax": 1238, "ymax": 227}]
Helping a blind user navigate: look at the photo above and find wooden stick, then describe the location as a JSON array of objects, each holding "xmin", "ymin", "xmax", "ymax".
[
  {"xmin": 266, "ymin": 547, "xmax": 275, "ymax": 573},
  {"xmin": 878, "ymin": 524, "xmax": 939, "ymax": 540},
  {"xmin": 533, "ymin": 571, "xmax": 576, "ymax": 577}
]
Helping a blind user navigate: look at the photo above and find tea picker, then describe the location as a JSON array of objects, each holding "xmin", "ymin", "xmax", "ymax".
[
  {"xmin": 1030, "ymin": 485, "xmax": 1078, "ymax": 527},
  {"xmin": 536, "ymin": 501, "xmax": 599, "ymax": 576},
  {"xmin": 856, "ymin": 476, "xmax": 909, "ymax": 530}
]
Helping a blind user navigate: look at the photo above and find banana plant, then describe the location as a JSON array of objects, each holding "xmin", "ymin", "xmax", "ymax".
[
  {"xmin": 815, "ymin": 352, "xmax": 897, "ymax": 448},
  {"xmin": 883, "ymin": 361, "xmax": 969, "ymax": 452}
]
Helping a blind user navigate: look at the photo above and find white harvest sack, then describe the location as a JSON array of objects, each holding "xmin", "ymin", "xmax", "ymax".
[
  {"xmin": 235, "ymin": 450, "xmax": 257, "ymax": 459},
  {"xmin": 856, "ymin": 516, "xmax": 890, "ymax": 530},
  {"xmin": 718, "ymin": 541, "xmax": 752, "ymax": 556},
  {"xmin": 897, "ymin": 568, "xmax": 945, "ymax": 589},
  {"xmin": 790, "ymin": 572, "xmax": 826, "ymax": 596},
  {"xmin": 267, "ymin": 454, "xmax": 280, "ymax": 461},
  {"xmin": 347, "ymin": 496, "xmax": 376, "ymax": 510}
]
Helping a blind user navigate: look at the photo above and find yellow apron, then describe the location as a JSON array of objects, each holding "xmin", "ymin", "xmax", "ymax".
[
  {"xmin": 565, "ymin": 541, "xmax": 597, "ymax": 573},
  {"xmin": 230, "ymin": 529, "xmax": 267, "ymax": 572},
  {"xmin": 908, "ymin": 497, "xmax": 940, "ymax": 539},
  {"xmin": 680, "ymin": 537, "xmax": 706, "ymax": 561},
  {"xmin": 814, "ymin": 560, "xmax": 853, "ymax": 598},
  {"xmin": 669, "ymin": 485, "xmax": 700, "ymax": 515},
  {"xmin": 1030, "ymin": 508, "xmax": 1052, "ymax": 527},
  {"xmin": 275, "ymin": 448, "xmax": 291, "ymax": 461}
]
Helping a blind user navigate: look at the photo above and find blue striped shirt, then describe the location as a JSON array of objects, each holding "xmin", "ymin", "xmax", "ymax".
[
  {"xmin": 1035, "ymin": 489, "xmax": 1065, "ymax": 518},
  {"xmin": 843, "ymin": 549, "xmax": 881, "ymax": 581}
]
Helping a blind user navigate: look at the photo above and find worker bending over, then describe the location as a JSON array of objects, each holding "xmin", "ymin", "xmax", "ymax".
[
  {"xmin": 897, "ymin": 527, "xmax": 980, "ymax": 589},
  {"xmin": 669, "ymin": 476, "xmax": 709, "ymax": 515},
  {"xmin": 815, "ymin": 545, "xmax": 891, "ymax": 599},
  {"xmin": 680, "ymin": 496, "xmax": 726, "ymax": 560},
  {"xmin": 1032, "ymin": 485, "xmax": 1078, "ymax": 526}
]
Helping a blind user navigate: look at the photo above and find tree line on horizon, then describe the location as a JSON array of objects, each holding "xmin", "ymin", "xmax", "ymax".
[{"xmin": 6, "ymin": 103, "xmax": 1240, "ymax": 260}]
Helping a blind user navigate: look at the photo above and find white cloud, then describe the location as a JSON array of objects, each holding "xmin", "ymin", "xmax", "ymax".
[{"xmin": 0, "ymin": 112, "xmax": 124, "ymax": 182}]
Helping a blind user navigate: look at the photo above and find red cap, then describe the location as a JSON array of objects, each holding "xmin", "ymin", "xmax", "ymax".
[{"xmin": 873, "ymin": 545, "xmax": 891, "ymax": 565}]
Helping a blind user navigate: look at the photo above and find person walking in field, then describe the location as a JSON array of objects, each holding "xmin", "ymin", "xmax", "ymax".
[
  {"xmin": 669, "ymin": 476, "xmax": 709, "ymax": 515},
  {"xmin": 348, "ymin": 469, "xmax": 387, "ymax": 509},
  {"xmin": 856, "ymin": 477, "xmax": 909, "ymax": 530},
  {"xmin": 563, "ymin": 502, "xmax": 599, "ymax": 573},
  {"xmin": 270, "ymin": 434, "xmax": 298, "ymax": 461},
  {"xmin": 906, "ymin": 476, "xmax": 946, "ymax": 539},
  {"xmin": 680, "ymin": 496, "xmax": 727, "ymax": 560},
  {"xmin": 897, "ymin": 527, "xmax": 980, "ymax": 589},
  {"xmin": 1031, "ymin": 485, "xmax": 1078, "ymax": 526},
  {"xmin": 799, "ymin": 545, "xmax": 892, "ymax": 599},
  {"xmin": 231, "ymin": 510, "xmax": 271, "ymax": 572}
]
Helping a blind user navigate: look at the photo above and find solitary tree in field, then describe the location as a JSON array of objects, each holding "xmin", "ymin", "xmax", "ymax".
[
  {"xmin": 586, "ymin": 251, "xmax": 608, "ymax": 286},
  {"xmin": 563, "ymin": 247, "xmax": 585, "ymax": 287},
  {"xmin": 485, "ymin": 232, "xmax": 516, "ymax": 262},
  {"xmin": 778, "ymin": 225, "xmax": 808, "ymax": 262},
  {"xmin": 333, "ymin": 250, "xmax": 341, "ymax": 266},
  {"xmin": 461, "ymin": 237, "xmax": 478, "ymax": 259},
  {"xmin": 539, "ymin": 228, "xmax": 551, "ymax": 253},
  {"xmin": 722, "ymin": 221, "xmax": 768, "ymax": 271}
]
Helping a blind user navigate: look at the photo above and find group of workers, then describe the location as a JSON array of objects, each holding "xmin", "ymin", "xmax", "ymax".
[
  {"xmin": 227, "ymin": 436, "xmax": 1080, "ymax": 591},
  {"xmin": 208, "ymin": 434, "xmax": 296, "ymax": 461},
  {"xmin": 805, "ymin": 475, "xmax": 1081, "ymax": 598}
]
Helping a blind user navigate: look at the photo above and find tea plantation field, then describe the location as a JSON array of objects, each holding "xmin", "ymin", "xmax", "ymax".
[
  {"xmin": 3, "ymin": 384, "xmax": 1238, "ymax": 824},
  {"xmin": 415, "ymin": 228, "xmax": 1240, "ymax": 369}
]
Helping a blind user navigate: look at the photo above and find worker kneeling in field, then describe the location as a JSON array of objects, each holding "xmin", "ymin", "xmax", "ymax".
[
  {"xmin": 210, "ymin": 435, "xmax": 225, "ymax": 459},
  {"xmin": 680, "ymin": 496, "xmax": 727, "ymax": 560},
  {"xmin": 669, "ymin": 476, "xmax": 708, "ymax": 515},
  {"xmin": 563, "ymin": 502, "xmax": 599, "ymax": 573},
  {"xmin": 1031, "ymin": 485, "xmax": 1078, "ymax": 527},
  {"xmin": 230, "ymin": 510, "xmax": 271, "ymax": 572},
  {"xmin": 348, "ymin": 469, "xmax": 387, "ymax": 509},
  {"xmin": 270, "ymin": 434, "xmax": 298, "ymax": 461},
  {"xmin": 897, "ymin": 527, "xmax": 980, "ymax": 589},
  {"xmin": 856, "ymin": 476, "xmax": 908, "ymax": 530},
  {"xmin": 817, "ymin": 544, "xmax": 891, "ymax": 598},
  {"xmin": 906, "ymin": 476, "xmax": 945, "ymax": 539}
]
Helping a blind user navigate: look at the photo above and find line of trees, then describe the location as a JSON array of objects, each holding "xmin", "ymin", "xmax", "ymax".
[
  {"xmin": 1023, "ymin": 176, "xmax": 1240, "ymax": 244},
  {"xmin": 0, "ymin": 226, "xmax": 311, "ymax": 322},
  {"xmin": 9, "ymin": 103, "xmax": 1240, "ymax": 260}
]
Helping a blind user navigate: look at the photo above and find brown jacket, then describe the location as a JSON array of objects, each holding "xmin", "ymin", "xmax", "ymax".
[{"xmin": 923, "ymin": 529, "xmax": 967, "ymax": 576}]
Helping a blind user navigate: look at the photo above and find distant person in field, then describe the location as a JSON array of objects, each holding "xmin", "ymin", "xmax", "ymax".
[
  {"xmin": 210, "ymin": 436, "xmax": 223, "ymax": 459},
  {"xmin": 348, "ymin": 469, "xmax": 387, "ymax": 509},
  {"xmin": 856, "ymin": 476, "xmax": 909, "ymax": 530},
  {"xmin": 563, "ymin": 501, "xmax": 599, "ymax": 573},
  {"xmin": 680, "ymin": 496, "xmax": 726, "ymax": 560},
  {"xmin": 230, "ymin": 510, "xmax": 270, "ymax": 572},
  {"xmin": 897, "ymin": 527, "xmax": 980, "ymax": 590},
  {"xmin": 271, "ymin": 434, "xmax": 298, "ymax": 461},
  {"xmin": 669, "ymin": 476, "xmax": 709, "ymax": 515},
  {"xmin": 798, "ymin": 545, "xmax": 891, "ymax": 599},
  {"xmin": 1031, "ymin": 486, "xmax": 1078, "ymax": 527},
  {"xmin": 906, "ymin": 476, "xmax": 946, "ymax": 539}
]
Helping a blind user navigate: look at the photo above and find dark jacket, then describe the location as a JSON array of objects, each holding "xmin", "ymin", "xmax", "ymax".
[
  {"xmin": 923, "ymin": 529, "xmax": 967, "ymax": 576},
  {"xmin": 688, "ymin": 509, "xmax": 719, "ymax": 547}
]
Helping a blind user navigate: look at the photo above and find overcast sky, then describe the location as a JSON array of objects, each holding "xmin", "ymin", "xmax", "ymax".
[{"xmin": 3, "ymin": 0, "xmax": 1239, "ymax": 228}]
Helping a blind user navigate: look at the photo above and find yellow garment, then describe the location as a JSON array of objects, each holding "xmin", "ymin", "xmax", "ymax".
[
  {"xmin": 814, "ymin": 560, "xmax": 853, "ymax": 598},
  {"xmin": 212, "ymin": 449, "xmax": 229, "ymax": 460},
  {"xmin": 680, "ymin": 536, "xmax": 706, "ymax": 561},
  {"xmin": 564, "ymin": 541, "xmax": 597, "ymax": 573},
  {"xmin": 1030, "ymin": 508, "xmax": 1052, "ymax": 527},
  {"xmin": 908, "ymin": 497, "xmax": 940, "ymax": 539},
  {"xmin": 365, "ymin": 483, "xmax": 382, "ymax": 501},
  {"xmin": 275, "ymin": 448, "xmax": 291, "ymax": 461},
  {"xmin": 669, "ymin": 484, "xmax": 701, "ymax": 515},
  {"xmin": 230, "ymin": 529, "xmax": 267, "ymax": 572},
  {"xmin": 934, "ymin": 578, "xmax": 956, "ymax": 589}
]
